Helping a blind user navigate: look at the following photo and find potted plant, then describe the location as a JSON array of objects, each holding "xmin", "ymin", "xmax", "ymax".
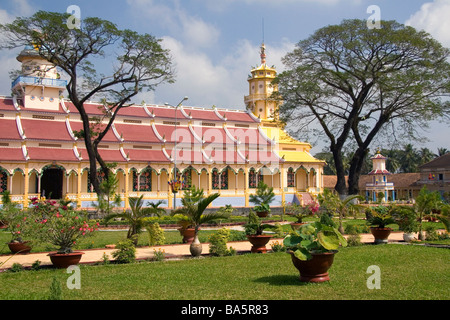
[
  {"xmin": 283, "ymin": 218, "xmax": 348, "ymax": 283},
  {"xmin": 249, "ymin": 181, "xmax": 275, "ymax": 217},
  {"xmin": 392, "ymin": 206, "xmax": 419, "ymax": 242},
  {"xmin": 244, "ymin": 209, "xmax": 277, "ymax": 253},
  {"xmin": 172, "ymin": 186, "xmax": 205, "ymax": 244},
  {"xmin": 366, "ymin": 205, "xmax": 396, "ymax": 244},
  {"xmin": 172, "ymin": 187, "xmax": 230, "ymax": 257},
  {"xmin": 2, "ymin": 192, "xmax": 33, "ymax": 254},
  {"xmin": 290, "ymin": 201, "xmax": 320, "ymax": 230},
  {"xmin": 103, "ymin": 195, "xmax": 166, "ymax": 245},
  {"xmin": 318, "ymin": 189, "xmax": 363, "ymax": 234},
  {"xmin": 30, "ymin": 197, "xmax": 99, "ymax": 268}
]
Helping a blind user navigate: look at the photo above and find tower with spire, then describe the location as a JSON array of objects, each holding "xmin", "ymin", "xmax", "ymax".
[
  {"xmin": 366, "ymin": 151, "xmax": 395, "ymax": 202},
  {"xmin": 244, "ymin": 43, "xmax": 278, "ymax": 120},
  {"xmin": 11, "ymin": 45, "xmax": 67, "ymax": 110}
]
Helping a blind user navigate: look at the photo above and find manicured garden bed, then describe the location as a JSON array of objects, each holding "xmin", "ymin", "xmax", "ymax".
[{"xmin": 0, "ymin": 244, "xmax": 448, "ymax": 300}]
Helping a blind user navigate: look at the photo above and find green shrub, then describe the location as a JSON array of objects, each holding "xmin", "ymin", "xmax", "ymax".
[
  {"xmin": 147, "ymin": 222, "xmax": 165, "ymax": 246},
  {"xmin": 48, "ymin": 276, "xmax": 62, "ymax": 300},
  {"xmin": 10, "ymin": 263, "xmax": 24, "ymax": 273},
  {"xmin": 112, "ymin": 239, "xmax": 136, "ymax": 264},
  {"xmin": 209, "ymin": 228, "xmax": 235, "ymax": 257},
  {"xmin": 346, "ymin": 233, "xmax": 362, "ymax": 246}
]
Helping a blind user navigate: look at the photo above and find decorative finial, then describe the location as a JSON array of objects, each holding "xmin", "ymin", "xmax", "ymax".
[{"xmin": 260, "ymin": 43, "xmax": 266, "ymax": 65}]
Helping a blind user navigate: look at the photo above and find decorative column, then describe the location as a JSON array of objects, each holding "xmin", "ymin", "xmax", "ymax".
[
  {"xmin": 77, "ymin": 165, "xmax": 82, "ymax": 208},
  {"xmin": 124, "ymin": 165, "xmax": 129, "ymax": 209},
  {"xmin": 24, "ymin": 164, "xmax": 29, "ymax": 208}
]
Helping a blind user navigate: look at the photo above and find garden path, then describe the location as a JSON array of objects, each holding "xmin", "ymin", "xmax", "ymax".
[{"xmin": 0, "ymin": 230, "xmax": 407, "ymax": 270}]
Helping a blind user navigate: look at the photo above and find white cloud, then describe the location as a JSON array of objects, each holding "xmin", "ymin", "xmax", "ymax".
[{"xmin": 405, "ymin": 0, "xmax": 450, "ymax": 48}]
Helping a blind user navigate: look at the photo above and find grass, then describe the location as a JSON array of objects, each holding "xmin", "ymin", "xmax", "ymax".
[{"xmin": 0, "ymin": 244, "xmax": 448, "ymax": 300}]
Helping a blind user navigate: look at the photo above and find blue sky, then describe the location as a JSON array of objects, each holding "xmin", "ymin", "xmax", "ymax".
[{"xmin": 0, "ymin": 0, "xmax": 449, "ymax": 153}]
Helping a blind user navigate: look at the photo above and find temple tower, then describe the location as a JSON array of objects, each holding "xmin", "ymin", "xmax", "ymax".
[
  {"xmin": 244, "ymin": 43, "xmax": 279, "ymax": 120},
  {"xmin": 11, "ymin": 45, "xmax": 67, "ymax": 110}
]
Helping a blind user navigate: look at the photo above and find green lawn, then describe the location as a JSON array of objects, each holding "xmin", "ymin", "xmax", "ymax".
[{"xmin": 0, "ymin": 244, "xmax": 448, "ymax": 300}]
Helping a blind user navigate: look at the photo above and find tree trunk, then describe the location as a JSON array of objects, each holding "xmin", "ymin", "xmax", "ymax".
[
  {"xmin": 347, "ymin": 148, "xmax": 369, "ymax": 195},
  {"xmin": 332, "ymin": 147, "xmax": 348, "ymax": 197}
]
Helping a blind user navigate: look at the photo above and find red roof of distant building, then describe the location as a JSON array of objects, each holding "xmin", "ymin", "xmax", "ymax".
[{"xmin": 0, "ymin": 119, "xmax": 21, "ymax": 140}]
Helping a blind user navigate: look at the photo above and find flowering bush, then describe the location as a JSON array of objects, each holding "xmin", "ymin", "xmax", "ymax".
[{"xmin": 30, "ymin": 197, "xmax": 99, "ymax": 254}]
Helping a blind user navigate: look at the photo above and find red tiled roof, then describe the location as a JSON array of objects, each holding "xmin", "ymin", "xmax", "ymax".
[
  {"xmin": 208, "ymin": 149, "xmax": 246, "ymax": 164},
  {"xmin": 21, "ymin": 119, "xmax": 72, "ymax": 141},
  {"xmin": 0, "ymin": 119, "xmax": 21, "ymax": 140},
  {"xmin": 191, "ymin": 126, "xmax": 235, "ymax": 145},
  {"xmin": 114, "ymin": 123, "xmax": 160, "ymax": 143},
  {"xmin": 153, "ymin": 124, "xmax": 194, "ymax": 144},
  {"xmin": 226, "ymin": 127, "xmax": 271, "ymax": 145},
  {"xmin": 27, "ymin": 147, "xmax": 79, "ymax": 161},
  {"xmin": 0, "ymin": 98, "xmax": 16, "ymax": 111},
  {"xmin": 217, "ymin": 110, "xmax": 256, "ymax": 123},
  {"xmin": 69, "ymin": 121, "xmax": 119, "ymax": 142},
  {"xmin": 182, "ymin": 108, "xmax": 222, "ymax": 121},
  {"xmin": 0, "ymin": 148, "xmax": 26, "ymax": 161},
  {"xmin": 78, "ymin": 148, "xmax": 128, "ymax": 162}
]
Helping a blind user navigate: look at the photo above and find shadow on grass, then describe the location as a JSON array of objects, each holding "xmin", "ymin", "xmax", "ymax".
[{"xmin": 254, "ymin": 274, "xmax": 310, "ymax": 286}]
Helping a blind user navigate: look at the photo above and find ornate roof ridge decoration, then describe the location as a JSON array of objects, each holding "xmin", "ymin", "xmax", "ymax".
[
  {"xmin": 60, "ymin": 98, "xmax": 70, "ymax": 114},
  {"xmin": 212, "ymin": 106, "xmax": 227, "ymax": 121},
  {"xmin": 236, "ymin": 149, "xmax": 247, "ymax": 163},
  {"xmin": 188, "ymin": 124, "xmax": 204, "ymax": 144},
  {"xmin": 151, "ymin": 123, "xmax": 166, "ymax": 143},
  {"xmin": 111, "ymin": 123, "xmax": 124, "ymax": 142},
  {"xmin": 73, "ymin": 145, "xmax": 82, "ymax": 160},
  {"xmin": 179, "ymin": 106, "xmax": 192, "ymax": 120},
  {"xmin": 16, "ymin": 114, "xmax": 26, "ymax": 139},
  {"xmin": 65, "ymin": 118, "xmax": 78, "ymax": 141},
  {"xmin": 223, "ymin": 124, "xmax": 240, "ymax": 145},
  {"xmin": 143, "ymin": 104, "xmax": 156, "ymax": 118},
  {"xmin": 246, "ymin": 109, "xmax": 261, "ymax": 123},
  {"xmin": 12, "ymin": 95, "xmax": 21, "ymax": 111},
  {"xmin": 257, "ymin": 125, "xmax": 275, "ymax": 145},
  {"xmin": 202, "ymin": 148, "xmax": 214, "ymax": 164},
  {"xmin": 21, "ymin": 143, "xmax": 29, "ymax": 160},
  {"xmin": 119, "ymin": 146, "xmax": 130, "ymax": 161},
  {"xmin": 162, "ymin": 147, "xmax": 172, "ymax": 162}
]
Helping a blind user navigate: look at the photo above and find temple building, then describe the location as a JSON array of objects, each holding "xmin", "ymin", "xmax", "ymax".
[{"xmin": 0, "ymin": 44, "xmax": 325, "ymax": 209}]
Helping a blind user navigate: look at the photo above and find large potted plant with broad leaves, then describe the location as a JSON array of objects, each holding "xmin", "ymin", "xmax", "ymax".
[
  {"xmin": 172, "ymin": 188, "xmax": 230, "ymax": 257},
  {"xmin": 244, "ymin": 209, "xmax": 277, "ymax": 253},
  {"xmin": 283, "ymin": 217, "xmax": 347, "ymax": 283},
  {"xmin": 249, "ymin": 181, "xmax": 275, "ymax": 217}
]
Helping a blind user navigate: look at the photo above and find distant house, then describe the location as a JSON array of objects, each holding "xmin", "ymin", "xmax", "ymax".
[
  {"xmin": 414, "ymin": 153, "xmax": 450, "ymax": 198},
  {"xmin": 322, "ymin": 152, "xmax": 449, "ymax": 201}
]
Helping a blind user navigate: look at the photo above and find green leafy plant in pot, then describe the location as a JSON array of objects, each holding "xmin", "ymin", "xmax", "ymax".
[
  {"xmin": 283, "ymin": 219, "xmax": 347, "ymax": 282},
  {"xmin": 366, "ymin": 205, "xmax": 396, "ymax": 244},
  {"xmin": 249, "ymin": 181, "xmax": 275, "ymax": 217},
  {"xmin": 244, "ymin": 209, "xmax": 277, "ymax": 253},
  {"xmin": 172, "ymin": 186, "xmax": 230, "ymax": 257}
]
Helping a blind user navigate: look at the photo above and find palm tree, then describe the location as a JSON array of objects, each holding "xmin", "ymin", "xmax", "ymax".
[
  {"xmin": 318, "ymin": 188, "xmax": 363, "ymax": 234},
  {"xmin": 103, "ymin": 195, "xmax": 166, "ymax": 245},
  {"xmin": 173, "ymin": 189, "xmax": 230, "ymax": 256},
  {"xmin": 437, "ymin": 147, "xmax": 449, "ymax": 157},
  {"xmin": 418, "ymin": 148, "xmax": 436, "ymax": 166},
  {"xmin": 400, "ymin": 144, "xmax": 419, "ymax": 173}
]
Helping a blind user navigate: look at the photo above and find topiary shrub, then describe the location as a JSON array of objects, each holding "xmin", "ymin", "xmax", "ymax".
[{"xmin": 112, "ymin": 239, "xmax": 136, "ymax": 264}]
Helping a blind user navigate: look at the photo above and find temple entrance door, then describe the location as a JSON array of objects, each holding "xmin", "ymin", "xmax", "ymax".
[{"xmin": 41, "ymin": 168, "xmax": 63, "ymax": 199}]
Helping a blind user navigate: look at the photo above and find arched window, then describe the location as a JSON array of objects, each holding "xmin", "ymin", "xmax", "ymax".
[
  {"xmin": 212, "ymin": 169, "xmax": 220, "ymax": 190},
  {"xmin": 249, "ymin": 168, "xmax": 257, "ymax": 188},
  {"xmin": 182, "ymin": 169, "xmax": 192, "ymax": 190},
  {"xmin": 287, "ymin": 168, "xmax": 295, "ymax": 187},
  {"xmin": 0, "ymin": 167, "xmax": 8, "ymax": 193},
  {"xmin": 220, "ymin": 169, "xmax": 228, "ymax": 190}
]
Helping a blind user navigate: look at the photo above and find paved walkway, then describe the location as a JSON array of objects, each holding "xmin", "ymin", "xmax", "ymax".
[{"xmin": 0, "ymin": 228, "xmax": 409, "ymax": 270}]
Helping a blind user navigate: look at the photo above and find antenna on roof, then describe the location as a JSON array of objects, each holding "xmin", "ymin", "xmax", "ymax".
[{"xmin": 262, "ymin": 17, "xmax": 265, "ymax": 44}]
